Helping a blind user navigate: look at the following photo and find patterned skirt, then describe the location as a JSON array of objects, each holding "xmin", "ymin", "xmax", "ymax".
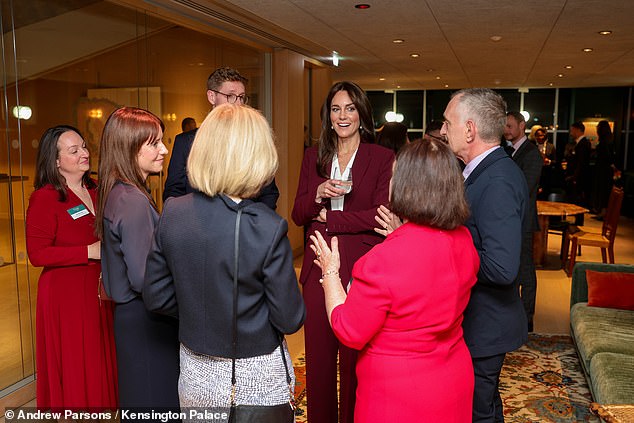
[{"xmin": 179, "ymin": 342, "xmax": 295, "ymax": 409}]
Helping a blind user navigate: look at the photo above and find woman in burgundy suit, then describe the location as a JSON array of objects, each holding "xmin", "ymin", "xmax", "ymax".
[
  {"xmin": 311, "ymin": 139, "xmax": 479, "ymax": 422},
  {"xmin": 292, "ymin": 81, "xmax": 394, "ymax": 423},
  {"xmin": 26, "ymin": 126, "xmax": 117, "ymax": 411}
]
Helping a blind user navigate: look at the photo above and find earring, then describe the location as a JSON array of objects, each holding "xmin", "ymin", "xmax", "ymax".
[
  {"xmin": 331, "ymin": 125, "xmax": 334, "ymax": 129},
  {"xmin": 359, "ymin": 125, "xmax": 363, "ymax": 130}
]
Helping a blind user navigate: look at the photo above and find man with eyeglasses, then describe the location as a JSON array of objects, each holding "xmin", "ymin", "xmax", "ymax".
[{"xmin": 163, "ymin": 67, "xmax": 279, "ymax": 209}]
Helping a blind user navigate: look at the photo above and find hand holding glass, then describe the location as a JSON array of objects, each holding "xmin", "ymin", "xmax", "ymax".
[{"xmin": 335, "ymin": 170, "xmax": 353, "ymax": 195}]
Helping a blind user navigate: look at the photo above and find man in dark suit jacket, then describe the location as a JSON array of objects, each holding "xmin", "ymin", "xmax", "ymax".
[
  {"xmin": 564, "ymin": 121, "xmax": 591, "ymax": 208},
  {"xmin": 504, "ymin": 111, "xmax": 543, "ymax": 332},
  {"xmin": 163, "ymin": 67, "xmax": 279, "ymax": 208},
  {"xmin": 441, "ymin": 89, "xmax": 528, "ymax": 422}
]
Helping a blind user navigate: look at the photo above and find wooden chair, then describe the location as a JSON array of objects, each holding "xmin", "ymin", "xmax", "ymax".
[{"xmin": 562, "ymin": 187, "xmax": 624, "ymax": 275}]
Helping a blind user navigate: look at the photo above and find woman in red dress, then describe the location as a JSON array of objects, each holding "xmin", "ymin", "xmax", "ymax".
[
  {"xmin": 26, "ymin": 125, "xmax": 117, "ymax": 411},
  {"xmin": 311, "ymin": 139, "xmax": 479, "ymax": 422}
]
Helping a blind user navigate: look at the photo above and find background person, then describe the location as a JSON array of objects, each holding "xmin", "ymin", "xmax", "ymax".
[
  {"xmin": 163, "ymin": 67, "xmax": 279, "ymax": 208},
  {"xmin": 291, "ymin": 81, "xmax": 394, "ymax": 423},
  {"xmin": 535, "ymin": 127, "xmax": 557, "ymax": 199},
  {"xmin": 311, "ymin": 139, "xmax": 479, "ymax": 422},
  {"xmin": 504, "ymin": 111, "xmax": 543, "ymax": 332},
  {"xmin": 423, "ymin": 120, "xmax": 445, "ymax": 142},
  {"xmin": 143, "ymin": 104, "xmax": 305, "ymax": 411},
  {"xmin": 180, "ymin": 117, "xmax": 197, "ymax": 133},
  {"xmin": 564, "ymin": 121, "xmax": 591, "ymax": 207},
  {"xmin": 440, "ymin": 88, "xmax": 528, "ymax": 422},
  {"xmin": 95, "ymin": 107, "xmax": 180, "ymax": 412},
  {"xmin": 26, "ymin": 125, "xmax": 117, "ymax": 411},
  {"xmin": 591, "ymin": 120, "xmax": 618, "ymax": 218},
  {"xmin": 376, "ymin": 121, "xmax": 408, "ymax": 153}
]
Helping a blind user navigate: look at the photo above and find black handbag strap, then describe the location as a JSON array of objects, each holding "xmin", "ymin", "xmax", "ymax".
[{"xmin": 230, "ymin": 208, "xmax": 294, "ymax": 409}]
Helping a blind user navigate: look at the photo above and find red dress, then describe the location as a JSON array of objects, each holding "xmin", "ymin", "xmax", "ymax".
[
  {"xmin": 26, "ymin": 184, "xmax": 117, "ymax": 411},
  {"xmin": 331, "ymin": 223, "xmax": 479, "ymax": 423}
]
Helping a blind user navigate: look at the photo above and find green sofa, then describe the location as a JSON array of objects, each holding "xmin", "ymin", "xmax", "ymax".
[{"xmin": 570, "ymin": 262, "xmax": 634, "ymax": 404}]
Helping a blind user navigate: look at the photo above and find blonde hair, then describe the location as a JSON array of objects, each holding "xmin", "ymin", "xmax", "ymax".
[{"xmin": 187, "ymin": 104, "xmax": 278, "ymax": 199}]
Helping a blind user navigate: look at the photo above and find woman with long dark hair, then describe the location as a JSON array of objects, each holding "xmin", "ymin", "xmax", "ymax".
[{"xmin": 291, "ymin": 81, "xmax": 394, "ymax": 423}]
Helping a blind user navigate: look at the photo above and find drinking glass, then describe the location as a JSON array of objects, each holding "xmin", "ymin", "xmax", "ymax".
[{"xmin": 336, "ymin": 170, "xmax": 353, "ymax": 194}]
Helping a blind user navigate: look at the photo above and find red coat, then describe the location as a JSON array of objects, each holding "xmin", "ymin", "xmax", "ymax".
[
  {"xmin": 26, "ymin": 184, "xmax": 117, "ymax": 411},
  {"xmin": 331, "ymin": 223, "xmax": 479, "ymax": 423}
]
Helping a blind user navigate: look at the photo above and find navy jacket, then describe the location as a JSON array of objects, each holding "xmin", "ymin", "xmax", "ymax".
[
  {"xmin": 461, "ymin": 147, "xmax": 529, "ymax": 357},
  {"xmin": 512, "ymin": 139, "xmax": 543, "ymax": 233},
  {"xmin": 163, "ymin": 128, "xmax": 280, "ymax": 209},
  {"xmin": 143, "ymin": 194, "xmax": 305, "ymax": 358}
]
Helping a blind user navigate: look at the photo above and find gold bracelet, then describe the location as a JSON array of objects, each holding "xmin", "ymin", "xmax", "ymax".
[{"xmin": 319, "ymin": 270, "xmax": 339, "ymax": 284}]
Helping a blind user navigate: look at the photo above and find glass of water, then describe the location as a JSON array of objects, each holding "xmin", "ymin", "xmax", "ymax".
[{"xmin": 337, "ymin": 169, "xmax": 353, "ymax": 194}]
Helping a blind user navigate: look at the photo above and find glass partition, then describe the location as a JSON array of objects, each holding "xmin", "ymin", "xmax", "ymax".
[{"xmin": 0, "ymin": 0, "xmax": 265, "ymax": 396}]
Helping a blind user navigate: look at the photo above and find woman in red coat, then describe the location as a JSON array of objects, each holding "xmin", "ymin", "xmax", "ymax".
[
  {"xmin": 26, "ymin": 126, "xmax": 117, "ymax": 411},
  {"xmin": 311, "ymin": 139, "xmax": 479, "ymax": 422},
  {"xmin": 292, "ymin": 81, "xmax": 394, "ymax": 423}
]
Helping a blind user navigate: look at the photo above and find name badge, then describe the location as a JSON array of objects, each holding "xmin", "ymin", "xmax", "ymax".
[{"xmin": 67, "ymin": 204, "xmax": 89, "ymax": 220}]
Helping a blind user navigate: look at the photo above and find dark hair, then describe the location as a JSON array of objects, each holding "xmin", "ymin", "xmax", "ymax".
[
  {"xmin": 425, "ymin": 120, "xmax": 444, "ymax": 135},
  {"xmin": 95, "ymin": 107, "xmax": 163, "ymax": 238},
  {"xmin": 377, "ymin": 122, "xmax": 408, "ymax": 154},
  {"xmin": 571, "ymin": 121, "xmax": 585, "ymax": 132},
  {"xmin": 34, "ymin": 125, "xmax": 96, "ymax": 202},
  {"xmin": 206, "ymin": 67, "xmax": 248, "ymax": 91},
  {"xmin": 390, "ymin": 139, "xmax": 469, "ymax": 230},
  {"xmin": 181, "ymin": 117, "xmax": 196, "ymax": 132},
  {"xmin": 506, "ymin": 111, "xmax": 526, "ymax": 124},
  {"xmin": 534, "ymin": 128, "xmax": 547, "ymax": 137},
  {"xmin": 317, "ymin": 81, "xmax": 375, "ymax": 177},
  {"xmin": 596, "ymin": 120, "xmax": 613, "ymax": 143}
]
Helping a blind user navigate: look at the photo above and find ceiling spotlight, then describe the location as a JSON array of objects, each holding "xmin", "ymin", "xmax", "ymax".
[
  {"xmin": 444, "ymin": 84, "xmax": 449, "ymax": 88},
  {"xmin": 582, "ymin": 48, "xmax": 593, "ymax": 52},
  {"xmin": 426, "ymin": 68, "xmax": 435, "ymax": 72},
  {"xmin": 557, "ymin": 73, "xmax": 564, "ymax": 78},
  {"xmin": 379, "ymin": 77, "xmax": 386, "ymax": 81},
  {"xmin": 435, "ymin": 76, "xmax": 441, "ymax": 80},
  {"xmin": 549, "ymin": 82, "xmax": 554, "ymax": 86},
  {"xmin": 564, "ymin": 65, "xmax": 573, "ymax": 69},
  {"xmin": 354, "ymin": 3, "xmax": 370, "ymax": 9},
  {"xmin": 392, "ymin": 39, "xmax": 404, "ymax": 44},
  {"xmin": 490, "ymin": 35, "xmax": 503, "ymax": 42},
  {"xmin": 598, "ymin": 30, "xmax": 612, "ymax": 35},
  {"xmin": 410, "ymin": 53, "xmax": 420, "ymax": 58}
]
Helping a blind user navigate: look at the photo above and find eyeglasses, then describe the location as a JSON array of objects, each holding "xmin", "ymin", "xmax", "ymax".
[{"xmin": 211, "ymin": 90, "xmax": 249, "ymax": 105}]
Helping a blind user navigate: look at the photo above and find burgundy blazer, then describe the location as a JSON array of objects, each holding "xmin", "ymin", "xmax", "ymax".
[{"xmin": 292, "ymin": 143, "xmax": 395, "ymax": 287}]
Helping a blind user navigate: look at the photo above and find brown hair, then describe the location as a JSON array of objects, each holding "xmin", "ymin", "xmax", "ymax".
[
  {"xmin": 206, "ymin": 67, "xmax": 248, "ymax": 91},
  {"xmin": 95, "ymin": 107, "xmax": 163, "ymax": 238},
  {"xmin": 317, "ymin": 81, "xmax": 375, "ymax": 177},
  {"xmin": 390, "ymin": 139, "xmax": 469, "ymax": 230},
  {"xmin": 34, "ymin": 125, "xmax": 96, "ymax": 202}
]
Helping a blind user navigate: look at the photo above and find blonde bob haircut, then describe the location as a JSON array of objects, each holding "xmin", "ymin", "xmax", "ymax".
[{"xmin": 187, "ymin": 104, "xmax": 278, "ymax": 199}]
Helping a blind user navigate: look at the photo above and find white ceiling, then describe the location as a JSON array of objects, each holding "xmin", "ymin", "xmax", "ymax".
[{"xmin": 165, "ymin": 0, "xmax": 634, "ymax": 91}]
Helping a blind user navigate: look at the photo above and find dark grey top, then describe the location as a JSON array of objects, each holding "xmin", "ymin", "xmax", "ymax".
[
  {"xmin": 101, "ymin": 182, "xmax": 158, "ymax": 304},
  {"xmin": 143, "ymin": 193, "xmax": 305, "ymax": 358}
]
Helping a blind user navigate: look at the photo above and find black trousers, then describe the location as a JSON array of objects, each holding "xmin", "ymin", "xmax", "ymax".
[
  {"xmin": 472, "ymin": 353, "xmax": 507, "ymax": 423},
  {"xmin": 518, "ymin": 233, "xmax": 537, "ymax": 330},
  {"xmin": 114, "ymin": 297, "xmax": 180, "ymax": 414}
]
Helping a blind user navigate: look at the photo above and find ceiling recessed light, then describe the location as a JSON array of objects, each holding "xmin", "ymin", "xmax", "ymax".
[
  {"xmin": 557, "ymin": 73, "xmax": 564, "ymax": 78},
  {"xmin": 582, "ymin": 48, "xmax": 593, "ymax": 52},
  {"xmin": 564, "ymin": 65, "xmax": 573, "ymax": 69},
  {"xmin": 426, "ymin": 68, "xmax": 435, "ymax": 72},
  {"xmin": 379, "ymin": 77, "xmax": 386, "ymax": 81},
  {"xmin": 392, "ymin": 39, "xmax": 404, "ymax": 44},
  {"xmin": 490, "ymin": 35, "xmax": 503, "ymax": 42},
  {"xmin": 354, "ymin": 3, "xmax": 370, "ymax": 9},
  {"xmin": 435, "ymin": 76, "xmax": 441, "ymax": 80},
  {"xmin": 598, "ymin": 30, "xmax": 612, "ymax": 35},
  {"xmin": 549, "ymin": 82, "xmax": 554, "ymax": 86},
  {"xmin": 410, "ymin": 53, "xmax": 420, "ymax": 58},
  {"xmin": 444, "ymin": 84, "xmax": 449, "ymax": 88},
  {"xmin": 396, "ymin": 85, "xmax": 401, "ymax": 89}
]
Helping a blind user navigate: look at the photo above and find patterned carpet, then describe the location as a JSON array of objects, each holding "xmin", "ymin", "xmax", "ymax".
[{"xmin": 292, "ymin": 333, "xmax": 600, "ymax": 422}]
